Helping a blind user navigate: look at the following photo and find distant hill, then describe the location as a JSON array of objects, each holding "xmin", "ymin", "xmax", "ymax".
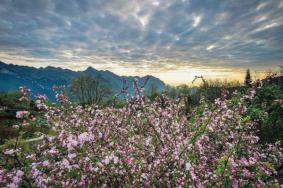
[{"xmin": 0, "ymin": 61, "xmax": 165, "ymax": 101}]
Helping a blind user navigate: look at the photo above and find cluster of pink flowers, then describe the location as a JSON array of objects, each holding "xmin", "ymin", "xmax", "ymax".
[
  {"xmin": 55, "ymin": 93, "xmax": 69, "ymax": 105},
  {"xmin": 0, "ymin": 168, "xmax": 25, "ymax": 188},
  {"xmin": 0, "ymin": 81, "xmax": 282, "ymax": 187},
  {"xmin": 12, "ymin": 125, "xmax": 19, "ymax": 129},
  {"xmin": 15, "ymin": 110, "xmax": 29, "ymax": 119},
  {"xmin": 35, "ymin": 95, "xmax": 48, "ymax": 110},
  {"xmin": 36, "ymin": 95, "xmax": 48, "ymax": 101}
]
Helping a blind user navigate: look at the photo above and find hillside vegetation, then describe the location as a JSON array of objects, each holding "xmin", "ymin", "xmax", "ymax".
[{"xmin": 0, "ymin": 75, "xmax": 282, "ymax": 187}]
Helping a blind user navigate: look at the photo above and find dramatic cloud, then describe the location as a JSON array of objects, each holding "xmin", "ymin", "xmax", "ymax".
[{"xmin": 0, "ymin": 0, "xmax": 283, "ymax": 84}]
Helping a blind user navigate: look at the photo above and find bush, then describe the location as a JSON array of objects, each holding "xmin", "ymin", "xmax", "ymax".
[
  {"xmin": 246, "ymin": 84, "xmax": 283, "ymax": 146},
  {"xmin": 0, "ymin": 90, "xmax": 49, "ymax": 144}
]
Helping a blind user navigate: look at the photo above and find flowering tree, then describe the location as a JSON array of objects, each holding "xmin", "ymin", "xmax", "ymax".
[{"xmin": 0, "ymin": 79, "xmax": 282, "ymax": 187}]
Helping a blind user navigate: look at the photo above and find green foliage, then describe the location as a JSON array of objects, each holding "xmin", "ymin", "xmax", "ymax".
[
  {"xmin": 103, "ymin": 97, "xmax": 126, "ymax": 108},
  {"xmin": 0, "ymin": 92, "xmax": 26, "ymax": 143},
  {"xmin": 197, "ymin": 79, "xmax": 244, "ymax": 103},
  {"xmin": 0, "ymin": 91, "xmax": 49, "ymax": 144},
  {"xmin": 246, "ymin": 84, "xmax": 283, "ymax": 145},
  {"xmin": 164, "ymin": 78, "xmax": 283, "ymax": 148}
]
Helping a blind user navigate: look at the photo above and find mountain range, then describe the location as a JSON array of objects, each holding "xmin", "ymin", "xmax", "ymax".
[{"xmin": 0, "ymin": 61, "xmax": 165, "ymax": 101}]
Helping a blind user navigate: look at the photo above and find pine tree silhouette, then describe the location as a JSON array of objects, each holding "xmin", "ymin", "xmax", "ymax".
[{"xmin": 244, "ymin": 69, "xmax": 252, "ymax": 87}]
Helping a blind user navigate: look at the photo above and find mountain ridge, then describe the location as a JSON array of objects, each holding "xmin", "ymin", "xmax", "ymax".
[{"xmin": 0, "ymin": 61, "xmax": 165, "ymax": 101}]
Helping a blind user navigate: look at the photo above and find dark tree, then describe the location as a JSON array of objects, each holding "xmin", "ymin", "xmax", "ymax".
[
  {"xmin": 244, "ymin": 69, "xmax": 252, "ymax": 87},
  {"xmin": 70, "ymin": 75, "xmax": 112, "ymax": 106}
]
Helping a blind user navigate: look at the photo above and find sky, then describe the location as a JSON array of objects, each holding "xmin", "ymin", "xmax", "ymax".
[{"xmin": 0, "ymin": 0, "xmax": 283, "ymax": 85}]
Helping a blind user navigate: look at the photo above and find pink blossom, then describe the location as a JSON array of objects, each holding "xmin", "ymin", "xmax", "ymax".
[
  {"xmin": 12, "ymin": 125, "xmax": 19, "ymax": 129},
  {"xmin": 239, "ymin": 157, "xmax": 250, "ymax": 167},
  {"xmin": 62, "ymin": 159, "xmax": 71, "ymax": 169},
  {"xmin": 232, "ymin": 178, "xmax": 239, "ymax": 188},
  {"xmin": 78, "ymin": 132, "xmax": 94, "ymax": 145},
  {"xmin": 36, "ymin": 95, "xmax": 48, "ymax": 100},
  {"xmin": 7, "ymin": 183, "xmax": 17, "ymax": 188},
  {"xmin": 4, "ymin": 149, "xmax": 16, "ymax": 155},
  {"xmin": 42, "ymin": 161, "xmax": 50, "ymax": 167},
  {"xmin": 16, "ymin": 110, "xmax": 28, "ymax": 118},
  {"xmin": 68, "ymin": 153, "xmax": 77, "ymax": 159},
  {"xmin": 16, "ymin": 170, "xmax": 24, "ymax": 177}
]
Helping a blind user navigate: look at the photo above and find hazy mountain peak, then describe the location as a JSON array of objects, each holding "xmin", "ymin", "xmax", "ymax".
[
  {"xmin": 0, "ymin": 61, "xmax": 165, "ymax": 100},
  {"xmin": 85, "ymin": 66, "xmax": 97, "ymax": 71}
]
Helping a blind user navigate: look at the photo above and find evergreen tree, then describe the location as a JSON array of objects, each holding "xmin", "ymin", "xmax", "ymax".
[{"xmin": 245, "ymin": 69, "xmax": 252, "ymax": 87}]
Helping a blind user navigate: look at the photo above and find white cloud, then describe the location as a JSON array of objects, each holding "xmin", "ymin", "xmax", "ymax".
[
  {"xmin": 206, "ymin": 45, "xmax": 215, "ymax": 51},
  {"xmin": 192, "ymin": 15, "xmax": 202, "ymax": 27},
  {"xmin": 152, "ymin": 1, "xmax": 160, "ymax": 6},
  {"xmin": 256, "ymin": 2, "xmax": 268, "ymax": 11},
  {"xmin": 137, "ymin": 14, "xmax": 150, "ymax": 29},
  {"xmin": 254, "ymin": 22, "xmax": 280, "ymax": 33}
]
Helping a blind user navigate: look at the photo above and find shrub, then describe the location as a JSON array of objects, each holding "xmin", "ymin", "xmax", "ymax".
[{"xmin": 246, "ymin": 84, "xmax": 283, "ymax": 146}]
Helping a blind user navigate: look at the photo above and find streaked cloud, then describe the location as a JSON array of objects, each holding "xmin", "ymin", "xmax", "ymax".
[{"xmin": 0, "ymin": 0, "xmax": 282, "ymax": 85}]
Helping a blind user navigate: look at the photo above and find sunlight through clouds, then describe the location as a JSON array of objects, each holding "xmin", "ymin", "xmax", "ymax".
[{"xmin": 0, "ymin": 0, "xmax": 282, "ymax": 85}]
